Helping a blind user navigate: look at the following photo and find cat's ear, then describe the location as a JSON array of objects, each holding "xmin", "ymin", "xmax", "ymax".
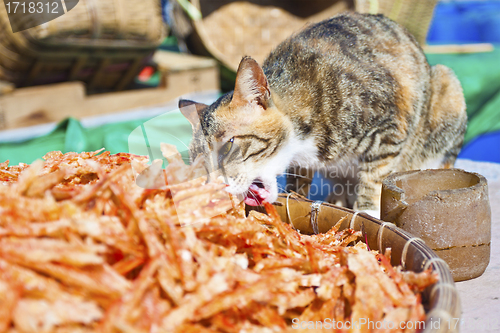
[
  {"xmin": 179, "ymin": 99, "xmax": 207, "ymax": 127},
  {"xmin": 231, "ymin": 56, "xmax": 270, "ymax": 109}
]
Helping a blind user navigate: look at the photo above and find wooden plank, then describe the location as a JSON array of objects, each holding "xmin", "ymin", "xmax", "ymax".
[
  {"xmin": 114, "ymin": 57, "xmax": 143, "ymax": 91},
  {"xmin": 423, "ymin": 43, "xmax": 494, "ymax": 54},
  {"xmin": 83, "ymin": 66, "xmax": 218, "ymax": 117},
  {"xmin": 0, "ymin": 82, "xmax": 86, "ymax": 129},
  {"xmin": 69, "ymin": 56, "xmax": 89, "ymax": 81},
  {"xmin": 0, "ymin": 52, "xmax": 219, "ymax": 130},
  {"xmin": 88, "ymin": 58, "xmax": 112, "ymax": 89},
  {"xmin": 24, "ymin": 60, "xmax": 44, "ymax": 86},
  {"xmin": 166, "ymin": 67, "xmax": 219, "ymax": 93},
  {"xmin": 0, "ymin": 81, "xmax": 15, "ymax": 96},
  {"xmin": 153, "ymin": 50, "xmax": 217, "ymax": 72}
]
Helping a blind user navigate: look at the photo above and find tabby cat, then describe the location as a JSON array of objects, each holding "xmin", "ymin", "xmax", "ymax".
[{"xmin": 179, "ymin": 12, "xmax": 467, "ymax": 213}]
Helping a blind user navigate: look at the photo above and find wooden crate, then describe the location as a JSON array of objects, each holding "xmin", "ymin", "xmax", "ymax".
[{"xmin": 0, "ymin": 51, "xmax": 219, "ymax": 130}]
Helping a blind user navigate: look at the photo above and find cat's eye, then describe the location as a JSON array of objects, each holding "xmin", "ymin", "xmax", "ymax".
[{"xmin": 219, "ymin": 137, "xmax": 234, "ymax": 156}]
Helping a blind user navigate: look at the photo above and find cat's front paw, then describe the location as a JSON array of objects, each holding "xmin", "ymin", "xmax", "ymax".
[{"xmin": 358, "ymin": 209, "xmax": 380, "ymax": 219}]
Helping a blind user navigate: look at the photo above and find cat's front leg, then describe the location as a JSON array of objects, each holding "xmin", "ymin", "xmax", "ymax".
[
  {"xmin": 284, "ymin": 165, "xmax": 314, "ymax": 198},
  {"xmin": 353, "ymin": 171, "xmax": 383, "ymax": 219}
]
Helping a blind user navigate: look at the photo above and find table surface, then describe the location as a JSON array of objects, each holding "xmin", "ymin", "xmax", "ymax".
[{"xmin": 453, "ymin": 159, "xmax": 500, "ymax": 332}]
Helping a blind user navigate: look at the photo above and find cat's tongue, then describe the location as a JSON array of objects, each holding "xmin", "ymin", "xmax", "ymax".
[{"xmin": 244, "ymin": 182, "xmax": 270, "ymax": 206}]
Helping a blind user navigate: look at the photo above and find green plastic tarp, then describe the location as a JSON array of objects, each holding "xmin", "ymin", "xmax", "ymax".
[{"xmin": 426, "ymin": 47, "xmax": 500, "ymax": 143}]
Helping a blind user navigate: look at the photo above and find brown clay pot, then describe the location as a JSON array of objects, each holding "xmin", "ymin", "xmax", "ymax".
[{"xmin": 381, "ymin": 169, "xmax": 491, "ymax": 282}]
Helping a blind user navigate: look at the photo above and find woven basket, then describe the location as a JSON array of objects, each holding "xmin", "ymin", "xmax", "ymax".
[
  {"xmin": 174, "ymin": 0, "xmax": 437, "ymax": 73},
  {"xmin": 173, "ymin": 0, "xmax": 354, "ymax": 71},
  {"xmin": 355, "ymin": 0, "xmax": 438, "ymax": 45},
  {"xmin": 0, "ymin": 0, "xmax": 166, "ymax": 91}
]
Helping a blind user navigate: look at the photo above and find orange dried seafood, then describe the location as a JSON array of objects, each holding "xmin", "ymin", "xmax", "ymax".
[{"xmin": 0, "ymin": 147, "xmax": 437, "ymax": 332}]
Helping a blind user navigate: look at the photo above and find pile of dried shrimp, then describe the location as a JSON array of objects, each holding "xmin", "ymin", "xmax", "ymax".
[{"xmin": 0, "ymin": 145, "xmax": 436, "ymax": 333}]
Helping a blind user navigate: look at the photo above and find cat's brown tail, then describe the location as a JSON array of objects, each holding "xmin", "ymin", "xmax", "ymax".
[{"xmin": 424, "ymin": 64, "xmax": 468, "ymax": 168}]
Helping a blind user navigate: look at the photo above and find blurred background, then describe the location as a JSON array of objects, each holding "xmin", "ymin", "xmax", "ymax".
[{"xmin": 0, "ymin": 0, "xmax": 500, "ymax": 166}]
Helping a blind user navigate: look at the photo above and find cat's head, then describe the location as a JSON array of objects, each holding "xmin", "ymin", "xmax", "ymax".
[{"xmin": 179, "ymin": 56, "xmax": 292, "ymax": 206}]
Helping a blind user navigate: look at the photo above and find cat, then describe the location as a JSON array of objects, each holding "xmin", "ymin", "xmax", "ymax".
[{"xmin": 178, "ymin": 12, "xmax": 467, "ymax": 214}]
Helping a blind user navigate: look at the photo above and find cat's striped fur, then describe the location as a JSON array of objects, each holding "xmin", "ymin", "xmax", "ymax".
[{"xmin": 180, "ymin": 12, "xmax": 467, "ymax": 211}]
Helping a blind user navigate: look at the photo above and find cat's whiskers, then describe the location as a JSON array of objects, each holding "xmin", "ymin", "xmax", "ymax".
[
  {"xmin": 277, "ymin": 183, "xmax": 287, "ymax": 193},
  {"xmin": 280, "ymin": 172, "xmax": 309, "ymax": 179},
  {"xmin": 244, "ymin": 188, "xmax": 260, "ymax": 202},
  {"xmin": 168, "ymin": 134, "xmax": 191, "ymax": 152}
]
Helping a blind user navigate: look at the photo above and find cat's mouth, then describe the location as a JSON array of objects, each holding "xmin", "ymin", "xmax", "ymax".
[{"xmin": 244, "ymin": 179, "xmax": 271, "ymax": 206}]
